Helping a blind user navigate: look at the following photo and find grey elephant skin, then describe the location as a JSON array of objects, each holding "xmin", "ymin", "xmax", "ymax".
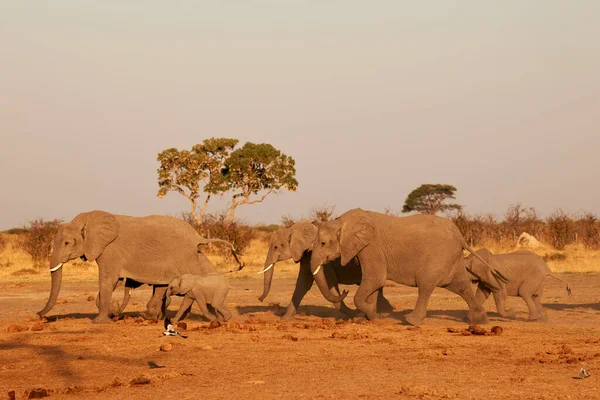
[
  {"xmin": 38, "ymin": 210, "xmax": 219, "ymax": 324},
  {"xmin": 259, "ymin": 221, "xmax": 393, "ymax": 319},
  {"xmin": 310, "ymin": 208, "xmax": 507, "ymax": 326},
  {"xmin": 167, "ymin": 273, "xmax": 232, "ymax": 323},
  {"xmin": 466, "ymin": 248, "xmax": 571, "ymax": 320}
]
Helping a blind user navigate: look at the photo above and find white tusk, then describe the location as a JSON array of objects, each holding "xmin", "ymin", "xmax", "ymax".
[
  {"xmin": 128, "ymin": 288, "xmax": 132, "ymax": 295},
  {"xmin": 312, "ymin": 265, "xmax": 322, "ymax": 276},
  {"xmin": 257, "ymin": 263, "xmax": 274, "ymax": 274},
  {"xmin": 49, "ymin": 263, "xmax": 63, "ymax": 272}
]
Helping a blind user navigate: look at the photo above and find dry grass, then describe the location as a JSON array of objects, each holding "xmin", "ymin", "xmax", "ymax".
[{"xmin": 1, "ymin": 232, "xmax": 598, "ymax": 285}]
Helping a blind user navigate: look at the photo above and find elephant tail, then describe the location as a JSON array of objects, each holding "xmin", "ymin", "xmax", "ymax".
[
  {"xmin": 197, "ymin": 238, "xmax": 245, "ymax": 271},
  {"xmin": 461, "ymin": 239, "xmax": 509, "ymax": 285},
  {"xmin": 546, "ymin": 274, "xmax": 572, "ymax": 297}
]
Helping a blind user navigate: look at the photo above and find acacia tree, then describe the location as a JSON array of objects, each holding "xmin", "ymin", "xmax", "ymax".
[
  {"xmin": 221, "ymin": 142, "xmax": 298, "ymax": 223},
  {"xmin": 402, "ymin": 184, "xmax": 462, "ymax": 215},
  {"xmin": 157, "ymin": 138, "xmax": 238, "ymax": 225}
]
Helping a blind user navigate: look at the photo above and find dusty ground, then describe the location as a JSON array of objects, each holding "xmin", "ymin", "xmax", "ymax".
[{"xmin": 1, "ymin": 274, "xmax": 600, "ymax": 399}]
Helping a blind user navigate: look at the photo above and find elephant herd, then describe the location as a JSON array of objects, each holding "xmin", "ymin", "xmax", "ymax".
[{"xmin": 37, "ymin": 209, "xmax": 572, "ymax": 326}]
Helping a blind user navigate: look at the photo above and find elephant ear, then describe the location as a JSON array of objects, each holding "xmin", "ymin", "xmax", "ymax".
[
  {"xmin": 178, "ymin": 275, "xmax": 195, "ymax": 294},
  {"xmin": 289, "ymin": 221, "xmax": 317, "ymax": 263},
  {"xmin": 339, "ymin": 214, "xmax": 374, "ymax": 266},
  {"xmin": 467, "ymin": 248, "xmax": 497, "ymax": 284},
  {"xmin": 80, "ymin": 211, "xmax": 119, "ymax": 261}
]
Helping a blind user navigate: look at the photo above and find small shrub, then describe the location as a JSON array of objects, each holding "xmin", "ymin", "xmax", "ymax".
[
  {"xmin": 546, "ymin": 210, "xmax": 575, "ymax": 250},
  {"xmin": 181, "ymin": 212, "xmax": 256, "ymax": 259},
  {"xmin": 308, "ymin": 204, "xmax": 336, "ymax": 223},
  {"xmin": 280, "ymin": 215, "xmax": 296, "ymax": 228},
  {"xmin": 20, "ymin": 218, "xmax": 63, "ymax": 267},
  {"xmin": 4, "ymin": 228, "xmax": 26, "ymax": 235},
  {"xmin": 543, "ymin": 252, "xmax": 567, "ymax": 262},
  {"xmin": 577, "ymin": 212, "xmax": 600, "ymax": 249},
  {"xmin": 0, "ymin": 234, "xmax": 7, "ymax": 252},
  {"xmin": 254, "ymin": 224, "xmax": 280, "ymax": 233}
]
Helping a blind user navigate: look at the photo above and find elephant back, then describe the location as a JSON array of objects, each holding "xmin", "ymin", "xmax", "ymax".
[{"xmin": 104, "ymin": 215, "xmax": 217, "ymax": 283}]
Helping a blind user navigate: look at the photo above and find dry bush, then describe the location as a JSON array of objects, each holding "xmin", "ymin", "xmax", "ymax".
[
  {"xmin": 546, "ymin": 210, "xmax": 576, "ymax": 250},
  {"xmin": 19, "ymin": 218, "xmax": 63, "ymax": 268},
  {"xmin": 280, "ymin": 215, "xmax": 296, "ymax": 228},
  {"xmin": 0, "ymin": 234, "xmax": 7, "ymax": 252},
  {"xmin": 501, "ymin": 204, "xmax": 545, "ymax": 242},
  {"xmin": 576, "ymin": 212, "xmax": 600, "ymax": 249},
  {"xmin": 182, "ymin": 212, "xmax": 256, "ymax": 256},
  {"xmin": 308, "ymin": 204, "xmax": 336, "ymax": 223},
  {"xmin": 451, "ymin": 212, "xmax": 500, "ymax": 246}
]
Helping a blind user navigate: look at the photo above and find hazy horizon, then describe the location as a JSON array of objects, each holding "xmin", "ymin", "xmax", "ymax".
[{"xmin": 1, "ymin": 1, "xmax": 599, "ymax": 230}]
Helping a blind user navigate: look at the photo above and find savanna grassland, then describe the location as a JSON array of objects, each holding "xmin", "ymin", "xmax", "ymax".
[{"xmin": 1, "ymin": 230, "xmax": 600, "ymax": 399}]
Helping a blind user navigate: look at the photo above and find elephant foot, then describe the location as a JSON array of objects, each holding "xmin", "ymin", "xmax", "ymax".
[
  {"xmin": 499, "ymin": 309, "xmax": 517, "ymax": 319},
  {"xmin": 528, "ymin": 312, "xmax": 548, "ymax": 322},
  {"xmin": 92, "ymin": 315, "xmax": 112, "ymax": 324},
  {"xmin": 405, "ymin": 312, "xmax": 424, "ymax": 326},
  {"xmin": 281, "ymin": 312, "xmax": 296, "ymax": 320},
  {"xmin": 141, "ymin": 311, "xmax": 160, "ymax": 320},
  {"xmin": 469, "ymin": 310, "xmax": 489, "ymax": 325}
]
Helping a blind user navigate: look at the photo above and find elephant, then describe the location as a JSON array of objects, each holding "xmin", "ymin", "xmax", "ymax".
[
  {"xmin": 258, "ymin": 220, "xmax": 393, "ymax": 319},
  {"xmin": 166, "ymin": 273, "xmax": 232, "ymax": 323},
  {"xmin": 38, "ymin": 210, "xmax": 238, "ymax": 323},
  {"xmin": 466, "ymin": 248, "xmax": 572, "ymax": 321},
  {"xmin": 111, "ymin": 236, "xmax": 241, "ymax": 319},
  {"xmin": 309, "ymin": 208, "xmax": 508, "ymax": 326}
]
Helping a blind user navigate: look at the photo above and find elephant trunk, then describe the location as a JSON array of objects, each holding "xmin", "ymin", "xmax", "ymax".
[
  {"xmin": 258, "ymin": 260, "xmax": 275, "ymax": 302},
  {"xmin": 311, "ymin": 264, "xmax": 348, "ymax": 303},
  {"xmin": 38, "ymin": 265, "xmax": 63, "ymax": 317}
]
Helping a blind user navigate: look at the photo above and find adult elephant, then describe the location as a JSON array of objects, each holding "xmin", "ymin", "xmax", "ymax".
[
  {"xmin": 258, "ymin": 220, "xmax": 393, "ymax": 319},
  {"xmin": 310, "ymin": 209, "xmax": 508, "ymax": 326},
  {"xmin": 38, "ymin": 210, "xmax": 236, "ymax": 324}
]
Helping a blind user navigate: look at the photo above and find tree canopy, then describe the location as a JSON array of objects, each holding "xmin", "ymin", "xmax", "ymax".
[
  {"xmin": 222, "ymin": 142, "xmax": 298, "ymax": 223},
  {"xmin": 157, "ymin": 138, "xmax": 238, "ymax": 224},
  {"xmin": 157, "ymin": 139, "xmax": 297, "ymax": 225},
  {"xmin": 402, "ymin": 184, "xmax": 462, "ymax": 215}
]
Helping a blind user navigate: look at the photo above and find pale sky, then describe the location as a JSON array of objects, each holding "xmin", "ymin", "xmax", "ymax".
[{"xmin": 1, "ymin": 1, "xmax": 599, "ymax": 229}]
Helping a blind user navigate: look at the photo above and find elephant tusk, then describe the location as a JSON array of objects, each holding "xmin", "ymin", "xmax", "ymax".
[
  {"xmin": 312, "ymin": 265, "xmax": 322, "ymax": 276},
  {"xmin": 49, "ymin": 263, "xmax": 63, "ymax": 272},
  {"xmin": 257, "ymin": 264, "xmax": 274, "ymax": 274}
]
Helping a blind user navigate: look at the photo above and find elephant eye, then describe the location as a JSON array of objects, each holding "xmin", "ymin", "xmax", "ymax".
[
  {"xmin": 320, "ymin": 241, "xmax": 326, "ymax": 247},
  {"xmin": 274, "ymin": 245, "xmax": 278, "ymax": 250},
  {"xmin": 64, "ymin": 241, "xmax": 69, "ymax": 246}
]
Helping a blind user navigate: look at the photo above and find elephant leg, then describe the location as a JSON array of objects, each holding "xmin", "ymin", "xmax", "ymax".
[
  {"xmin": 475, "ymin": 284, "xmax": 491, "ymax": 307},
  {"xmin": 444, "ymin": 272, "xmax": 488, "ymax": 325},
  {"xmin": 143, "ymin": 286, "xmax": 168, "ymax": 320},
  {"xmin": 212, "ymin": 289, "xmax": 232, "ymax": 322},
  {"xmin": 95, "ymin": 279, "xmax": 123, "ymax": 316},
  {"xmin": 214, "ymin": 303, "xmax": 232, "ymax": 322},
  {"xmin": 492, "ymin": 287, "xmax": 515, "ymax": 319},
  {"xmin": 375, "ymin": 288, "xmax": 394, "ymax": 315},
  {"xmin": 283, "ymin": 262, "xmax": 315, "ymax": 319},
  {"xmin": 405, "ymin": 284, "xmax": 435, "ymax": 326},
  {"xmin": 192, "ymin": 289, "xmax": 216, "ymax": 322},
  {"xmin": 532, "ymin": 288, "xmax": 548, "ymax": 322},
  {"xmin": 519, "ymin": 285, "xmax": 545, "ymax": 321},
  {"xmin": 94, "ymin": 271, "xmax": 120, "ymax": 324},
  {"xmin": 353, "ymin": 278, "xmax": 383, "ymax": 321},
  {"xmin": 171, "ymin": 295, "xmax": 194, "ymax": 325},
  {"xmin": 322, "ymin": 265, "xmax": 357, "ymax": 317}
]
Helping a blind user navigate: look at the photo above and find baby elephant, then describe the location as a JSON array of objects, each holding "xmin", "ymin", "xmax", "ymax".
[
  {"xmin": 466, "ymin": 249, "xmax": 571, "ymax": 321},
  {"xmin": 167, "ymin": 273, "xmax": 232, "ymax": 324}
]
